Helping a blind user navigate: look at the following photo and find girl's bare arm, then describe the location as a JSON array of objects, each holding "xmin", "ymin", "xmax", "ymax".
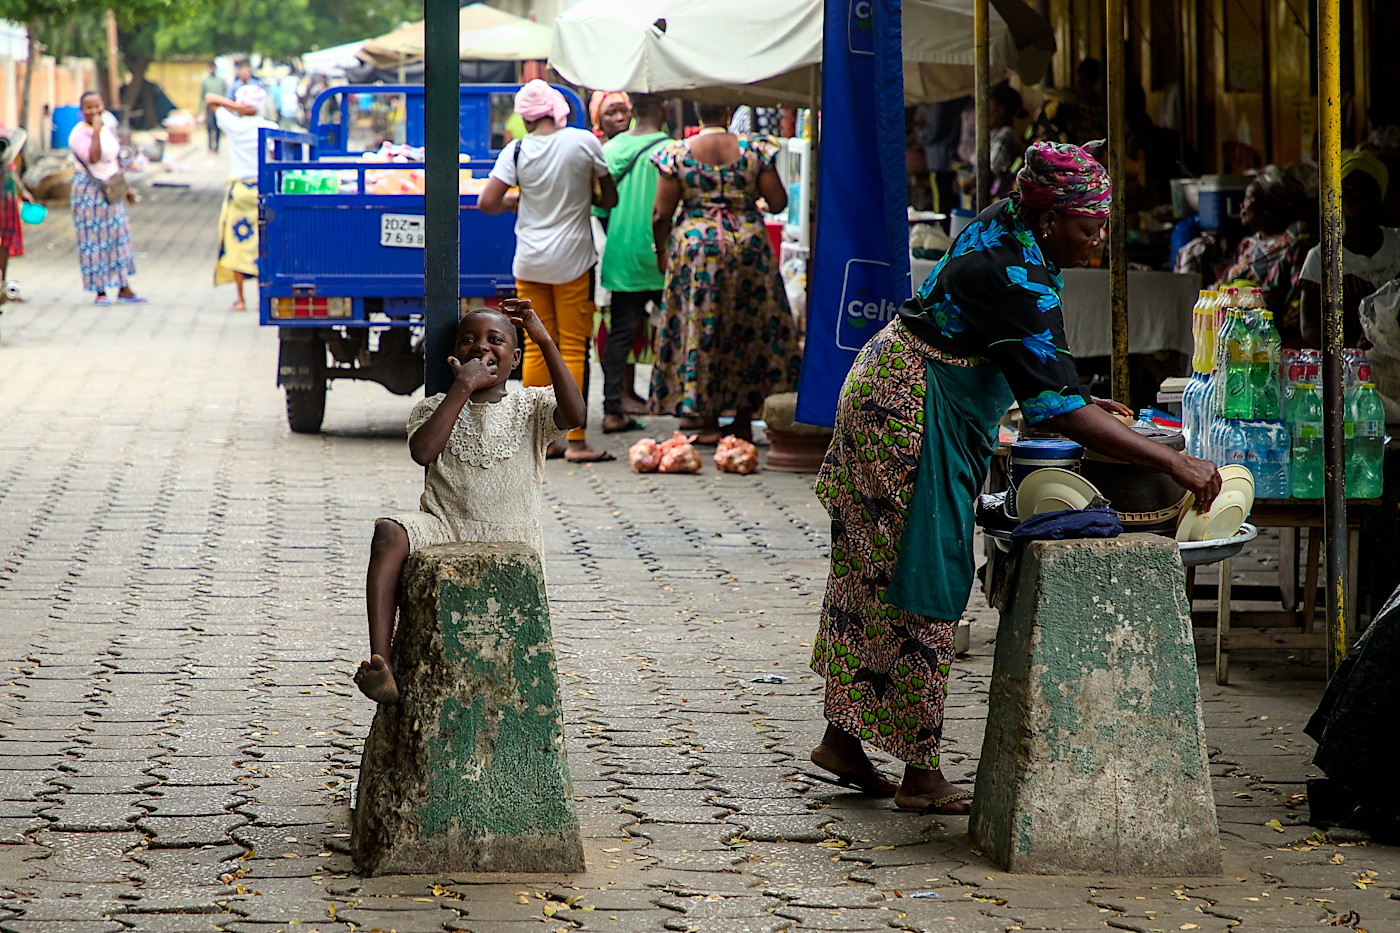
[{"xmin": 407, "ymin": 358, "xmax": 498, "ymax": 465}]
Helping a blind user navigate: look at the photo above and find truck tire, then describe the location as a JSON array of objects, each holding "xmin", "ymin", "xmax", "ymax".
[
  {"xmin": 279, "ymin": 330, "xmax": 328, "ymax": 434},
  {"xmin": 285, "ymin": 379, "xmax": 327, "ymax": 434}
]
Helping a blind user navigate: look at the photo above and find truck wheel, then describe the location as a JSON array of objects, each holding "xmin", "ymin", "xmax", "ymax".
[{"xmin": 285, "ymin": 376, "xmax": 326, "ymax": 434}]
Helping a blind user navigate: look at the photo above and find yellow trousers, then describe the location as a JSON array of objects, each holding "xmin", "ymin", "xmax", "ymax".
[{"xmin": 516, "ymin": 270, "xmax": 594, "ymax": 443}]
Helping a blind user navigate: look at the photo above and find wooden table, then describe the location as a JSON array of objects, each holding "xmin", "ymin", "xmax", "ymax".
[{"xmin": 1190, "ymin": 498, "xmax": 1379, "ymax": 685}]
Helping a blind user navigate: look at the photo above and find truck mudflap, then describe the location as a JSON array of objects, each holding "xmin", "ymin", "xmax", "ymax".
[{"xmin": 277, "ymin": 329, "xmax": 324, "ymax": 389}]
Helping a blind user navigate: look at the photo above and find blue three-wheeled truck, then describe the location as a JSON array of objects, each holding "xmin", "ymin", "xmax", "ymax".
[{"xmin": 257, "ymin": 83, "xmax": 585, "ymax": 432}]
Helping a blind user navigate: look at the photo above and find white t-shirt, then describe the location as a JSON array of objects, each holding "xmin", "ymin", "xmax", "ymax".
[
  {"xmin": 1300, "ymin": 227, "xmax": 1400, "ymax": 290},
  {"xmin": 216, "ymin": 108, "xmax": 278, "ymax": 181},
  {"xmin": 488, "ymin": 127, "xmax": 608, "ymax": 285}
]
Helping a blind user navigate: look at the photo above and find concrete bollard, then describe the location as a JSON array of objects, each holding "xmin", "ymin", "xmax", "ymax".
[
  {"xmin": 351, "ymin": 543, "xmax": 584, "ymax": 876},
  {"xmin": 970, "ymin": 534, "xmax": 1220, "ymax": 875}
]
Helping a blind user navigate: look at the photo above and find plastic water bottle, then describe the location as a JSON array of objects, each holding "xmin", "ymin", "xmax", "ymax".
[
  {"xmin": 1288, "ymin": 384, "xmax": 1324, "ymax": 499},
  {"xmin": 1217, "ymin": 310, "xmax": 1254, "ymax": 419},
  {"xmin": 1191, "ymin": 290, "xmax": 1217, "ymax": 373},
  {"xmin": 1240, "ymin": 420, "xmax": 1265, "ymax": 487},
  {"xmin": 1260, "ymin": 421, "xmax": 1291, "ymax": 498},
  {"xmin": 1345, "ymin": 382, "xmax": 1385, "ymax": 498},
  {"xmin": 1251, "ymin": 311, "xmax": 1282, "ymax": 419},
  {"xmin": 1183, "ymin": 374, "xmax": 1210, "ymax": 458},
  {"xmin": 1220, "ymin": 419, "xmax": 1248, "ymax": 472}
]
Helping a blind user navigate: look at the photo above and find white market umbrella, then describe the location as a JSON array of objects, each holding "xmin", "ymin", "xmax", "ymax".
[
  {"xmin": 301, "ymin": 39, "xmax": 369, "ymax": 76},
  {"xmin": 549, "ymin": 0, "xmax": 1055, "ymax": 105}
]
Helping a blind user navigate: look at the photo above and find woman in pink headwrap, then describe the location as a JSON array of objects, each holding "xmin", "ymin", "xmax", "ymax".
[
  {"xmin": 807, "ymin": 140, "xmax": 1221, "ymax": 815},
  {"xmin": 480, "ymin": 80, "xmax": 620, "ymax": 461},
  {"xmin": 589, "ymin": 91, "xmax": 632, "ymax": 141}
]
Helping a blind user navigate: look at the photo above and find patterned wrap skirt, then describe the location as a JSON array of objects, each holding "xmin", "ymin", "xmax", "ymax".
[
  {"xmin": 71, "ymin": 173, "xmax": 135, "ymax": 292},
  {"xmin": 0, "ymin": 182, "xmax": 23, "ymax": 259},
  {"xmin": 215, "ymin": 179, "xmax": 259, "ymax": 284},
  {"xmin": 810, "ymin": 319, "xmax": 991, "ymax": 770}
]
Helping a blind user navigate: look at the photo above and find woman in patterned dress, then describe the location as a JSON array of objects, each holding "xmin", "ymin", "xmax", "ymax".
[
  {"xmin": 649, "ymin": 102, "xmax": 802, "ymax": 444},
  {"xmin": 808, "ymin": 141, "xmax": 1223, "ymax": 814}
]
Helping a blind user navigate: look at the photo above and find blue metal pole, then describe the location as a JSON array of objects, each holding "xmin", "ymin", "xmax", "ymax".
[{"xmin": 424, "ymin": 0, "xmax": 460, "ymax": 397}]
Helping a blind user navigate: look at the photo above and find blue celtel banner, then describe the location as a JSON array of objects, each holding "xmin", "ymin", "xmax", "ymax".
[{"xmin": 796, "ymin": 0, "xmax": 911, "ymax": 428}]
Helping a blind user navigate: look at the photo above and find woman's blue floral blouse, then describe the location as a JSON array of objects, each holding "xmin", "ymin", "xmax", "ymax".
[{"xmin": 898, "ymin": 199, "xmax": 1090, "ymax": 424}]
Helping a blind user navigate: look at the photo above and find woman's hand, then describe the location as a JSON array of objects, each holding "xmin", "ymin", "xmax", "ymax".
[
  {"xmin": 500, "ymin": 297, "xmax": 546, "ymax": 344},
  {"xmin": 1090, "ymin": 396, "xmax": 1133, "ymax": 417},
  {"xmin": 1170, "ymin": 454, "xmax": 1222, "ymax": 512},
  {"xmin": 448, "ymin": 354, "xmax": 497, "ymax": 390},
  {"xmin": 125, "ymin": 190, "xmax": 137, "ymax": 205}
]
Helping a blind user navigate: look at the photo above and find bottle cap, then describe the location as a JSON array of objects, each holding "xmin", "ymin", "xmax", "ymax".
[
  {"xmin": 1261, "ymin": 311, "xmax": 1273, "ymax": 320},
  {"xmin": 1297, "ymin": 383, "xmax": 1316, "ymax": 389},
  {"xmin": 1360, "ymin": 382, "xmax": 1376, "ymax": 389}
]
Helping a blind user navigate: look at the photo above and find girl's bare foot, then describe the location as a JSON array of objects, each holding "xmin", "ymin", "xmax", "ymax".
[
  {"xmin": 354, "ymin": 654, "xmax": 399, "ymax": 703},
  {"xmin": 894, "ymin": 766, "xmax": 972, "ymax": 814},
  {"xmin": 563, "ymin": 439, "xmax": 616, "ymax": 462}
]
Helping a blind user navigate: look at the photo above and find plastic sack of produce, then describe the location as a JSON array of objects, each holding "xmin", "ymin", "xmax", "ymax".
[
  {"xmin": 714, "ymin": 435, "xmax": 759, "ymax": 474},
  {"xmin": 1359, "ymin": 280, "xmax": 1400, "ymax": 422}
]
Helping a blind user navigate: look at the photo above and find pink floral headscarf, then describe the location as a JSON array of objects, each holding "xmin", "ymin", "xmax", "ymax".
[{"xmin": 1015, "ymin": 140, "xmax": 1112, "ymax": 218}]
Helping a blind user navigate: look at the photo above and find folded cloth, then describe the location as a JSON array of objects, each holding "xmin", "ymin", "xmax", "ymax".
[
  {"xmin": 990, "ymin": 508, "xmax": 1123, "ymax": 609},
  {"xmin": 1009, "ymin": 507, "xmax": 1122, "ymax": 542}
]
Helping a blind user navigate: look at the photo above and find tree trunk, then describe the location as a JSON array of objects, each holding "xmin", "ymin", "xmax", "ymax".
[
  {"xmin": 18, "ymin": 21, "xmax": 39, "ymax": 135},
  {"xmin": 120, "ymin": 55, "xmax": 150, "ymax": 130}
]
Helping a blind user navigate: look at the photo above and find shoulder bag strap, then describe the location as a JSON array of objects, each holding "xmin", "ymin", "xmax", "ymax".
[{"xmin": 611, "ymin": 133, "xmax": 670, "ymax": 187}]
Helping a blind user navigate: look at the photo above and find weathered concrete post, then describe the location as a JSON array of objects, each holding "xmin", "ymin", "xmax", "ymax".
[
  {"xmin": 351, "ymin": 543, "xmax": 584, "ymax": 876},
  {"xmin": 970, "ymin": 534, "xmax": 1220, "ymax": 875}
]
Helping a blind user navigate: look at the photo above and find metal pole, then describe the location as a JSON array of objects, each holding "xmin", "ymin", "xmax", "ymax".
[
  {"xmin": 1105, "ymin": 0, "xmax": 1129, "ymax": 407},
  {"xmin": 974, "ymin": 0, "xmax": 990, "ymax": 212},
  {"xmin": 423, "ymin": 0, "xmax": 461, "ymax": 397},
  {"xmin": 1318, "ymin": 0, "xmax": 1347, "ymax": 674}
]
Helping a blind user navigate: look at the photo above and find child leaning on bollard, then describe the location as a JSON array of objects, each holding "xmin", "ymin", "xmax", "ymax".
[{"xmin": 355, "ymin": 299, "xmax": 586, "ymax": 703}]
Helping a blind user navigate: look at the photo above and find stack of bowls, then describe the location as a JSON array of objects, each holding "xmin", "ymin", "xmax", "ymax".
[{"xmin": 1175, "ymin": 465, "xmax": 1254, "ymax": 542}]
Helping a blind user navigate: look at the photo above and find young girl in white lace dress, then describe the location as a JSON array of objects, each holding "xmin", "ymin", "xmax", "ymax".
[{"xmin": 355, "ymin": 299, "xmax": 586, "ymax": 703}]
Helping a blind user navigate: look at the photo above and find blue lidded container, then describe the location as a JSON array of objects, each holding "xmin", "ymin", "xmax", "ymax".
[{"xmin": 1009, "ymin": 438, "xmax": 1084, "ymax": 488}]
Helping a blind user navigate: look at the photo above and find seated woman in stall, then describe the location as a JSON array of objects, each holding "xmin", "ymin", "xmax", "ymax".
[
  {"xmin": 1215, "ymin": 166, "xmax": 1311, "ymax": 347},
  {"xmin": 1299, "ymin": 152, "xmax": 1400, "ymax": 350}
]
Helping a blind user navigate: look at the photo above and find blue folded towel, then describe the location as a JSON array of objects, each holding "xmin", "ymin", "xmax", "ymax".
[{"xmin": 1009, "ymin": 507, "xmax": 1123, "ymax": 542}]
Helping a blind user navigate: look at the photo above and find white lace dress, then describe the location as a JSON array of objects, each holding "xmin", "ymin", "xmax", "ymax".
[{"xmin": 385, "ymin": 386, "xmax": 564, "ymax": 556}]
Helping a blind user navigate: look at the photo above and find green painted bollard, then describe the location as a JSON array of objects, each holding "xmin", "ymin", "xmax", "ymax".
[
  {"xmin": 351, "ymin": 543, "xmax": 584, "ymax": 875},
  {"xmin": 970, "ymin": 534, "xmax": 1220, "ymax": 875}
]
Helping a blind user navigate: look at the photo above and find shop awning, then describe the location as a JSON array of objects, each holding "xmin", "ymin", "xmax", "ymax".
[
  {"xmin": 359, "ymin": 3, "xmax": 549, "ymax": 67},
  {"xmin": 549, "ymin": 0, "xmax": 1054, "ymax": 105}
]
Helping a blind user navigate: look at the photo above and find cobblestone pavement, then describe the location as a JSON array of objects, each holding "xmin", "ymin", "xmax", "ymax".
[{"xmin": 0, "ymin": 147, "xmax": 1397, "ymax": 933}]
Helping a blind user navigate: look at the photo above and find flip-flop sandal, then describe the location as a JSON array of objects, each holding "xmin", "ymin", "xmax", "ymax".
[
  {"xmin": 894, "ymin": 790, "xmax": 974, "ymax": 814},
  {"xmin": 601, "ymin": 416, "xmax": 645, "ymax": 434},
  {"xmin": 801, "ymin": 768, "xmax": 898, "ymax": 798},
  {"xmin": 564, "ymin": 450, "xmax": 617, "ymax": 463},
  {"xmin": 93, "ymin": 295, "xmax": 112, "ymax": 306},
  {"xmin": 116, "ymin": 295, "xmax": 149, "ymax": 305}
]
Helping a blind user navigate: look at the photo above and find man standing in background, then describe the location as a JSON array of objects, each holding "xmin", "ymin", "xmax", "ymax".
[
  {"xmin": 595, "ymin": 94, "xmax": 670, "ymax": 433},
  {"xmin": 199, "ymin": 62, "xmax": 227, "ymax": 153}
]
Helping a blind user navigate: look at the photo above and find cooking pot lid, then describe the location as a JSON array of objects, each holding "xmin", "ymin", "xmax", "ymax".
[
  {"xmin": 1084, "ymin": 425, "xmax": 1185, "ymax": 461},
  {"xmin": 1010, "ymin": 438, "xmax": 1084, "ymax": 459}
]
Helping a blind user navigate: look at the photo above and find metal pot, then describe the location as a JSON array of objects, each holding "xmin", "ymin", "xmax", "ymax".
[{"xmin": 1080, "ymin": 426, "xmax": 1189, "ymax": 531}]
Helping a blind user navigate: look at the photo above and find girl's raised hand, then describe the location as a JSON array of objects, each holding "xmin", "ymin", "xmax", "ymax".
[
  {"xmin": 501, "ymin": 298, "xmax": 545, "ymax": 341},
  {"xmin": 448, "ymin": 354, "xmax": 497, "ymax": 389}
]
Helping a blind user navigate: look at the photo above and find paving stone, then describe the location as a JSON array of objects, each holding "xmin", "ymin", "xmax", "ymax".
[
  {"xmin": 39, "ymin": 794, "xmax": 143, "ymax": 832},
  {"xmin": 772, "ymin": 904, "xmax": 894, "ymax": 930},
  {"xmin": 109, "ymin": 914, "xmax": 232, "ymax": 933},
  {"xmin": 136, "ymin": 814, "xmax": 246, "ymax": 848},
  {"xmin": 0, "ymin": 922, "xmax": 127, "ymax": 933},
  {"xmin": 728, "ymin": 815, "xmax": 832, "ymax": 843}
]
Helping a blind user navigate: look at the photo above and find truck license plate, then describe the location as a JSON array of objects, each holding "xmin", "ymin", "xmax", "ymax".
[{"xmin": 380, "ymin": 213, "xmax": 425, "ymax": 248}]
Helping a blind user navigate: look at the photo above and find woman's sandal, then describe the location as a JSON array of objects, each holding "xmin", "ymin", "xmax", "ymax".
[
  {"xmin": 893, "ymin": 790, "xmax": 974, "ymax": 815},
  {"xmin": 803, "ymin": 766, "xmax": 898, "ymax": 798}
]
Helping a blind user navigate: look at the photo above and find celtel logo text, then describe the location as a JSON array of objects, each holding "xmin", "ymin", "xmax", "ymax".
[
  {"xmin": 849, "ymin": 0, "xmax": 874, "ymax": 54},
  {"xmin": 835, "ymin": 258, "xmax": 900, "ymax": 351}
]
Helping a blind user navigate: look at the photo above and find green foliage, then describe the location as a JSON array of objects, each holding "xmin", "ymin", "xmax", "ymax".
[{"xmin": 154, "ymin": 0, "xmax": 421, "ymax": 61}]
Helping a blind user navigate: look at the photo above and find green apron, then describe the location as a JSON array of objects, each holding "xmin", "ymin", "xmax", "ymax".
[{"xmin": 885, "ymin": 358, "xmax": 1014, "ymax": 619}]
